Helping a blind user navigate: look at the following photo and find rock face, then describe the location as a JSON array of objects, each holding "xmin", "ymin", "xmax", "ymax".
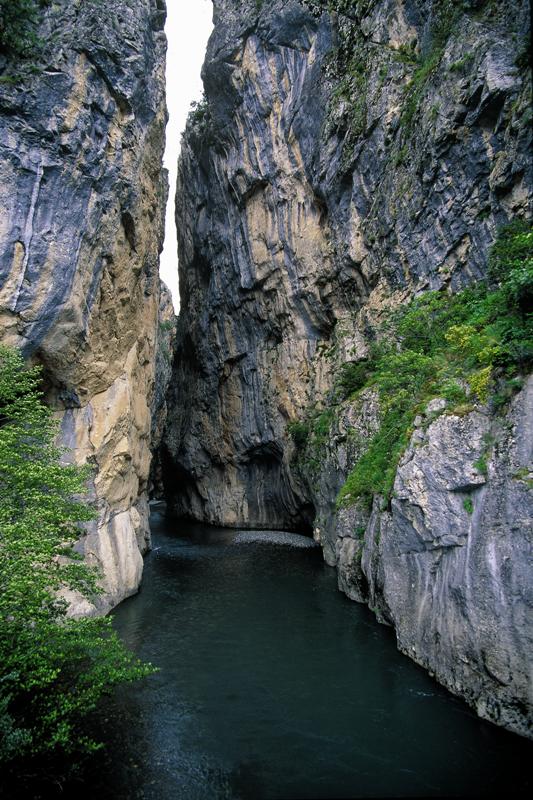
[
  {"xmin": 0, "ymin": 0, "xmax": 167, "ymax": 613},
  {"xmin": 150, "ymin": 281, "xmax": 177, "ymax": 498},
  {"xmin": 383, "ymin": 382, "xmax": 533, "ymax": 737},
  {"xmin": 165, "ymin": 0, "xmax": 532, "ymax": 735},
  {"xmin": 337, "ymin": 380, "xmax": 533, "ymax": 738}
]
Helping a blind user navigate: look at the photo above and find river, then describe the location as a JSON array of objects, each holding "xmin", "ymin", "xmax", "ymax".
[{"xmin": 84, "ymin": 504, "xmax": 531, "ymax": 799}]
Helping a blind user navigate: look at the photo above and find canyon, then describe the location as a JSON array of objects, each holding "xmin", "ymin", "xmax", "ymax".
[
  {"xmin": 163, "ymin": 0, "xmax": 533, "ymax": 738},
  {"xmin": 0, "ymin": 0, "xmax": 531, "ymax": 741}
]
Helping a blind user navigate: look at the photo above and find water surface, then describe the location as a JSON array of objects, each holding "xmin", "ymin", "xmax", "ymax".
[{"xmin": 87, "ymin": 505, "xmax": 532, "ymax": 799}]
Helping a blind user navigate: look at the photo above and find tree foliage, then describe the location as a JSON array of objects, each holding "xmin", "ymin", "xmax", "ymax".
[{"xmin": 0, "ymin": 346, "xmax": 154, "ymax": 782}]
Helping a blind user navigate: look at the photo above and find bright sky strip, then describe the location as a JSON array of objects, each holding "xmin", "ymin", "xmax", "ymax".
[{"xmin": 160, "ymin": 1, "xmax": 213, "ymax": 311}]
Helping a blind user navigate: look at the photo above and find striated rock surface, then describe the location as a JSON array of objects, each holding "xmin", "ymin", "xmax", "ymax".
[
  {"xmin": 166, "ymin": 0, "xmax": 532, "ymax": 734},
  {"xmin": 373, "ymin": 379, "xmax": 533, "ymax": 737},
  {"xmin": 166, "ymin": 0, "xmax": 531, "ymax": 526},
  {"xmin": 0, "ymin": 0, "xmax": 167, "ymax": 613},
  {"xmin": 336, "ymin": 380, "xmax": 533, "ymax": 738},
  {"xmin": 150, "ymin": 280, "xmax": 177, "ymax": 497}
]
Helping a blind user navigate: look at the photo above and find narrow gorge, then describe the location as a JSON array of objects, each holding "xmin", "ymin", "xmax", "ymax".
[
  {"xmin": 0, "ymin": 0, "xmax": 532, "ymax": 788},
  {"xmin": 163, "ymin": 0, "xmax": 532, "ymax": 739}
]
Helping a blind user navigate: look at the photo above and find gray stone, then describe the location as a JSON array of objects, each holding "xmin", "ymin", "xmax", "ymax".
[
  {"xmin": 0, "ymin": 0, "xmax": 168, "ymax": 614},
  {"xmin": 361, "ymin": 378, "xmax": 533, "ymax": 738}
]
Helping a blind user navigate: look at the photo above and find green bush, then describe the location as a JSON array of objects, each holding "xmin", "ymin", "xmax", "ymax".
[
  {"xmin": 338, "ymin": 222, "xmax": 533, "ymax": 508},
  {"xmin": 0, "ymin": 0, "xmax": 47, "ymax": 56},
  {"xmin": 0, "ymin": 346, "xmax": 155, "ymax": 783},
  {"xmin": 287, "ymin": 421, "xmax": 310, "ymax": 450},
  {"xmin": 188, "ymin": 93, "xmax": 212, "ymax": 131},
  {"xmin": 335, "ymin": 360, "xmax": 371, "ymax": 399},
  {"xmin": 473, "ymin": 455, "xmax": 488, "ymax": 475},
  {"xmin": 463, "ymin": 498, "xmax": 474, "ymax": 515},
  {"xmin": 488, "ymin": 220, "xmax": 533, "ymax": 312},
  {"xmin": 287, "ymin": 407, "xmax": 336, "ymax": 475},
  {"xmin": 312, "ymin": 407, "xmax": 335, "ymax": 448},
  {"xmin": 159, "ymin": 319, "xmax": 175, "ymax": 333}
]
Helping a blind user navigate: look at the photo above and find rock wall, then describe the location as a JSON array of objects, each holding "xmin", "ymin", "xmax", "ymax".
[
  {"xmin": 0, "ymin": 0, "xmax": 167, "ymax": 614},
  {"xmin": 165, "ymin": 0, "xmax": 532, "ymax": 735},
  {"xmin": 333, "ymin": 379, "xmax": 533, "ymax": 738},
  {"xmin": 150, "ymin": 280, "xmax": 177, "ymax": 497},
  {"xmin": 165, "ymin": 0, "xmax": 531, "ymax": 527}
]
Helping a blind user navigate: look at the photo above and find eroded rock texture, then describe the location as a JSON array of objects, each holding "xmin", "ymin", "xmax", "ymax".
[
  {"xmin": 0, "ymin": 0, "xmax": 167, "ymax": 613},
  {"xmin": 150, "ymin": 280, "xmax": 177, "ymax": 497},
  {"xmin": 166, "ymin": 0, "xmax": 532, "ymax": 734},
  {"xmin": 337, "ymin": 380, "xmax": 533, "ymax": 738}
]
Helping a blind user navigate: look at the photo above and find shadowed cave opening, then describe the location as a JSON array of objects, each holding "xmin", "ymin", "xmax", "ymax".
[{"xmin": 157, "ymin": 442, "xmax": 317, "ymax": 538}]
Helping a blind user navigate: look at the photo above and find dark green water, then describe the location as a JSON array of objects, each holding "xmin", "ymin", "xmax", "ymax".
[{"xmin": 88, "ymin": 506, "xmax": 531, "ymax": 799}]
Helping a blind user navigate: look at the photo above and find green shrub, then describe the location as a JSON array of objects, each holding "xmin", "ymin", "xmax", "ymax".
[
  {"xmin": 0, "ymin": 0, "xmax": 47, "ymax": 56},
  {"xmin": 335, "ymin": 360, "xmax": 371, "ymax": 399},
  {"xmin": 488, "ymin": 220, "xmax": 533, "ymax": 312},
  {"xmin": 288, "ymin": 420, "xmax": 310, "ymax": 450},
  {"xmin": 473, "ymin": 455, "xmax": 488, "ymax": 476},
  {"xmin": 159, "ymin": 319, "xmax": 175, "ymax": 333},
  {"xmin": 287, "ymin": 407, "xmax": 336, "ymax": 475},
  {"xmin": 0, "ymin": 346, "xmax": 155, "ymax": 782},
  {"xmin": 337, "ymin": 222, "xmax": 533, "ymax": 508},
  {"xmin": 188, "ymin": 93, "xmax": 211, "ymax": 129},
  {"xmin": 463, "ymin": 498, "xmax": 474, "ymax": 514},
  {"xmin": 440, "ymin": 380, "xmax": 467, "ymax": 404},
  {"xmin": 312, "ymin": 407, "xmax": 335, "ymax": 443},
  {"xmin": 338, "ymin": 406, "xmax": 416, "ymax": 506}
]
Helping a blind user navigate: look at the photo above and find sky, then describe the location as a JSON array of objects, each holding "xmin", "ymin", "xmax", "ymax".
[{"xmin": 159, "ymin": 1, "xmax": 214, "ymax": 311}]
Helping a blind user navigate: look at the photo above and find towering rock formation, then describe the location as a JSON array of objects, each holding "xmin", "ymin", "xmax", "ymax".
[
  {"xmin": 0, "ymin": 0, "xmax": 168, "ymax": 613},
  {"xmin": 165, "ymin": 0, "xmax": 532, "ymax": 736},
  {"xmin": 150, "ymin": 280, "xmax": 177, "ymax": 497}
]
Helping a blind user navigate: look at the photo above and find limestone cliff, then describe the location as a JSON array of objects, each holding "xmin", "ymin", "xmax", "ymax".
[
  {"xmin": 150, "ymin": 280, "xmax": 177, "ymax": 497},
  {"xmin": 0, "ymin": 0, "xmax": 167, "ymax": 614},
  {"xmin": 165, "ymin": 0, "xmax": 532, "ymax": 736}
]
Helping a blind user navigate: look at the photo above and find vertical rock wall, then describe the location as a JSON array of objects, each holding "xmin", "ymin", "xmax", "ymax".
[
  {"xmin": 150, "ymin": 281, "xmax": 177, "ymax": 498},
  {"xmin": 166, "ymin": 0, "xmax": 531, "ymax": 528},
  {"xmin": 165, "ymin": 0, "xmax": 532, "ymax": 735},
  {"xmin": 0, "ymin": 0, "xmax": 168, "ymax": 614},
  {"xmin": 165, "ymin": 0, "xmax": 341, "ymax": 529},
  {"xmin": 332, "ymin": 378, "xmax": 533, "ymax": 738}
]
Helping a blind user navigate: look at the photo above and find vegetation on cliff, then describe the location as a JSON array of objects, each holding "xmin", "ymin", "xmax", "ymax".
[
  {"xmin": 0, "ymin": 346, "xmax": 155, "ymax": 785},
  {"xmin": 0, "ymin": 0, "xmax": 47, "ymax": 56},
  {"xmin": 337, "ymin": 222, "xmax": 533, "ymax": 507},
  {"xmin": 290, "ymin": 224, "xmax": 532, "ymax": 507}
]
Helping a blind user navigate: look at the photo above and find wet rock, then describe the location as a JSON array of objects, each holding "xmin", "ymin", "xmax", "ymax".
[{"xmin": 361, "ymin": 378, "xmax": 533, "ymax": 738}]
